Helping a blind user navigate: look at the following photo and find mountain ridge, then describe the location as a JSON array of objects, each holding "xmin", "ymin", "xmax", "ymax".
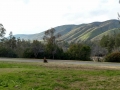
[{"xmin": 14, "ymin": 19, "xmax": 120, "ymax": 42}]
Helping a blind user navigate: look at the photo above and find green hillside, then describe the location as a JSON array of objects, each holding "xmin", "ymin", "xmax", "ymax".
[{"xmin": 14, "ymin": 19, "xmax": 120, "ymax": 42}]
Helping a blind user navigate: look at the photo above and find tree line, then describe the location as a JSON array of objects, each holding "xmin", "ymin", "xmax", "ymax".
[
  {"xmin": 0, "ymin": 26, "xmax": 91, "ymax": 60},
  {"xmin": 0, "ymin": 23, "xmax": 120, "ymax": 62}
]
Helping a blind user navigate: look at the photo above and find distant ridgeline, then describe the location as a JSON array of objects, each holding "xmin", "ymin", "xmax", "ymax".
[{"xmin": 14, "ymin": 19, "xmax": 120, "ymax": 43}]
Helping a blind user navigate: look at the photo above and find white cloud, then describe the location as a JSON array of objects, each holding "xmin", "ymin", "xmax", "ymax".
[{"xmin": 0, "ymin": 0, "xmax": 119, "ymax": 36}]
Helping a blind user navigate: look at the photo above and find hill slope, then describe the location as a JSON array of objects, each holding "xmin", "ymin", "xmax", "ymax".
[{"xmin": 14, "ymin": 19, "xmax": 120, "ymax": 42}]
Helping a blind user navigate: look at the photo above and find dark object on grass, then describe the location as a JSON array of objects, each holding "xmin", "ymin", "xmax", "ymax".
[{"xmin": 43, "ymin": 57, "xmax": 48, "ymax": 63}]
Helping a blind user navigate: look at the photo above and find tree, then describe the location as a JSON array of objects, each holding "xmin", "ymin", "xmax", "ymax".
[
  {"xmin": 115, "ymin": 34, "xmax": 120, "ymax": 47},
  {"xmin": 53, "ymin": 46, "xmax": 64, "ymax": 59},
  {"xmin": 43, "ymin": 28, "xmax": 61, "ymax": 59},
  {"xmin": 0, "ymin": 47, "xmax": 17, "ymax": 58},
  {"xmin": 8, "ymin": 31, "xmax": 17, "ymax": 49},
  {"xmin": 105, "ymin": 52, "xmax": 120, "ymax": 62},
  {"xmin": 0, "ymin": 24, "xmax": 6, "ymax": 39},
  {"xmin": 100, "ymin": 35, "xmax": 115, "ymax": 53},
  {"xmin": 16, "ymin": 39, "xmax": 31, "ymax": 57},
  {"xmin": 23, "ymin": 48, "xmax": 34, "ymax": 58},
  {"xmin": 66, "ymin": 43, "xmax": 91, "ymax": 60},
  {"xmin": 91, "ymin": 42, "xmax": 107, "ymax": 57},
  {"xmin": 31, "ymin": 40, "xmax": 44, "ymax": 58}
]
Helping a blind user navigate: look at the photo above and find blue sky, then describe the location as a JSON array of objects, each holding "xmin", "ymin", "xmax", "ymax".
[{"xmin": 0, "ymin": 0, "xmax": 119, "ymax": 36}]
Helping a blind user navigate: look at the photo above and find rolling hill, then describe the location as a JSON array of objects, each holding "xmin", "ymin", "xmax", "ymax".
[{"xmin": 14, "ymin": 19, "xmax": 120, "ymax": 42}]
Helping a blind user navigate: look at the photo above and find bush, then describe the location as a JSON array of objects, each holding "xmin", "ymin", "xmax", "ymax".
[
  {"xmin": 23, "ymin": 48, "xmax": 34, "ymax": 58},
  {"xmin": 105, "ymin": 52, "xmax": 120, "ymax": 62},
  {"xmin": 66, "ymin": 44, "xmax": 91, "ymax": 60},
  {"xmin": 0, "ymin": 47, "xmax": 17, "ymax": 58}
]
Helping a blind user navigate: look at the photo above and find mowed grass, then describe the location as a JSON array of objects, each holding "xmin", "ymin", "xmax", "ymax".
[{"xmin": 0, "ymin": 61, "xmax": 120, "ymax": 90}]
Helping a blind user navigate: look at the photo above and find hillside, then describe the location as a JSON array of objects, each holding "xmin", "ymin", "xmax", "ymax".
[{"xmin": 14, "ymin": 19, "xmax": 120, "ymax": 42}]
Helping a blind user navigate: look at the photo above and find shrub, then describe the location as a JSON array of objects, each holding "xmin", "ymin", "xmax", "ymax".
[
  {"xmin": 0, "ymin": 47, "xmax": 17, "ymax": 58},
  {"xmin": 105, "ymin": 52, "xmax": 120, "ymax": 62},
  {"xmin": 23, "ymin": 48, "xmax": 34, "ymax": 58},
  {"xmin": 66, "ymin": 44, "xmax": 91, "ymax": 60}
]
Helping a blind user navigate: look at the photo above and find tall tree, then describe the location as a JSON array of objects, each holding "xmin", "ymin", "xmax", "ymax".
[
  {"xmin": 8, "ymin": 31, "xmax": 16, "ymax": 49},
  {"xmin": 0, "ymin": 24, "xmax": 6, "ymax": 39},
  {"xmin": 43, "ymin": 28, "xmax": 61, "ymax": 59}
]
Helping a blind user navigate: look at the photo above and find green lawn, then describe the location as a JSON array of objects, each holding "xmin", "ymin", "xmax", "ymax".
[{"xmin": 0, "ymin": 61, "xmax": 120, "ymax": 90}]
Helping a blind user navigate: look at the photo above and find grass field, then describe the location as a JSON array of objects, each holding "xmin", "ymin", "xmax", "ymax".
[{"xmin": 0, "ymin": 61, "xmax": 120, "ymax": 90}]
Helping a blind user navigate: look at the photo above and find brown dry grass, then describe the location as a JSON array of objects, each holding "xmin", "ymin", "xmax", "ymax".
[{"xmin": 39, "ymin": 62, "xmax": 120, "ymax": 70}]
